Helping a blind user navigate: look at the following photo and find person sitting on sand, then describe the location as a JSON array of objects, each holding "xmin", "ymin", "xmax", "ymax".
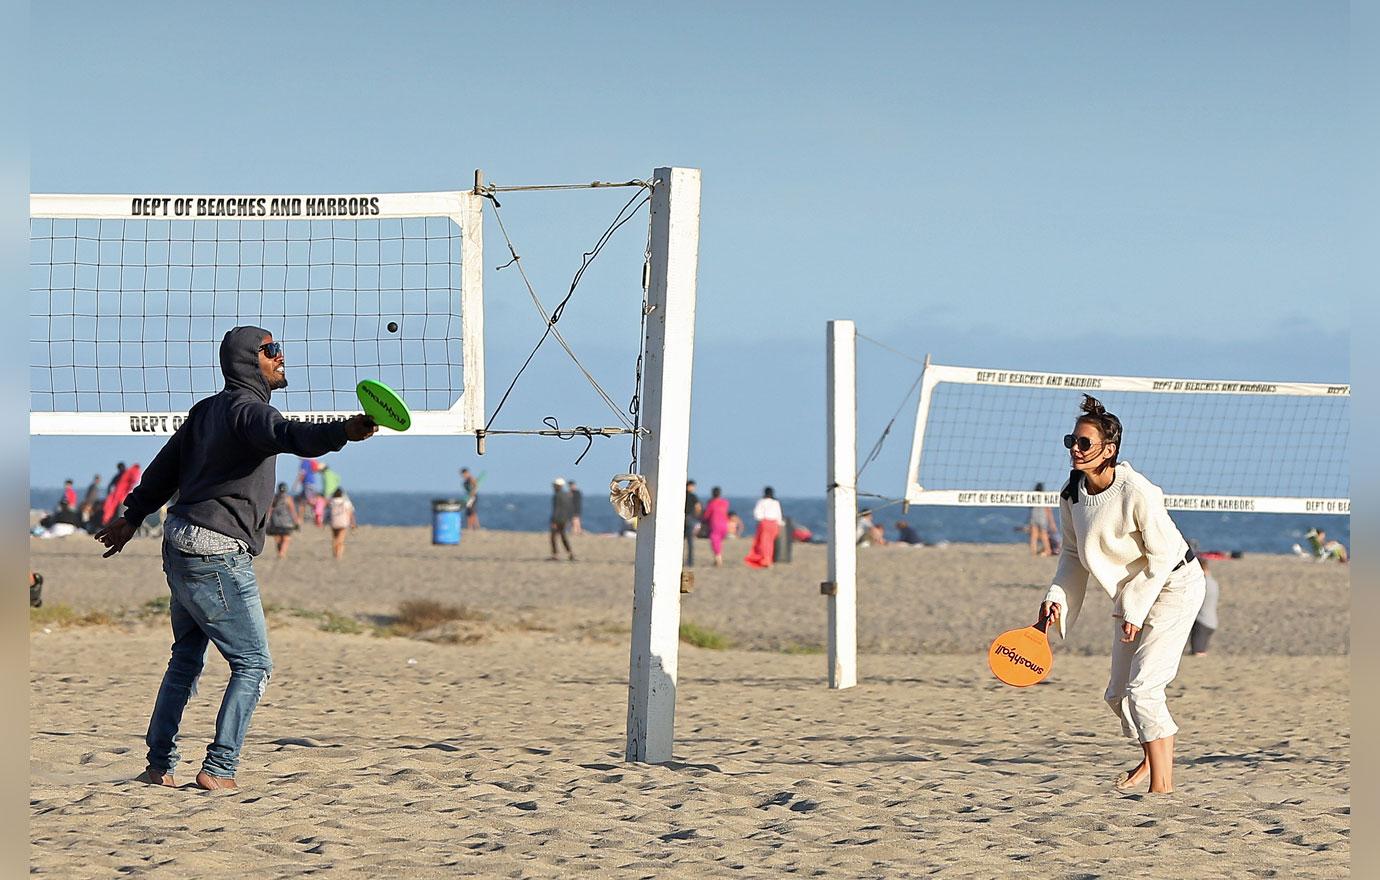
[
  {"xmin": 894, "ymin": 520, "xmax": 923, "ymax": 545},
  {"xmin": 95, "ymin": 327, "xmax": 378, "ymax": 791},
  {"xmin": 33, "ymin": 500, "xmax": 83, "ymax": 538},
  {"xmin": 1039, "ymin": 395, "xmax": 1205, "ymax": 794},
  {"xmin": 856, "ymin": 511, "xmax": 886, "ymax": 547},
  {"xmin": 1305, "ymin": 528, "xmax": 1348, "ymax": 563}
]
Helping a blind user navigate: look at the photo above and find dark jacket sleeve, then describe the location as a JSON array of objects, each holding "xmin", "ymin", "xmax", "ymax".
[
  {"xmin": 235, "ymin": 401, "xmax": 350, "ymax": 458},
  {"xmin": 120, "ymin": 425, "xmax": 187, "ymax": 525}
]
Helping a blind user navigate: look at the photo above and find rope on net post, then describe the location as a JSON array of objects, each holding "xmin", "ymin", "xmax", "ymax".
[{"xmin": 476, "ymin": 421, "xmax": 645, "ymax": 465}]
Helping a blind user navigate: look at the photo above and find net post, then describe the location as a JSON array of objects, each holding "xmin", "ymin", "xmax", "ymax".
[
  {"xmin": 902, "ymin": 353, "xmax": 935, "ymax": 504},
  {"xmin": 826, "ymin": 320, "xmax": 858, "ymax": 689},
  {"xmin": 625, "ymin": 167, "xmax": 701, "ymax": 763},
  {"xmin": 459, "ymin": 190, "xmax": 485, "ymax": 433}
]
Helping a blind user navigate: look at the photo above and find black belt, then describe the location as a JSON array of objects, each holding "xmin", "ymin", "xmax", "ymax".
[{"xmin": 1172, "ymin": 547, "xmax": 1196, "ymax": 572}]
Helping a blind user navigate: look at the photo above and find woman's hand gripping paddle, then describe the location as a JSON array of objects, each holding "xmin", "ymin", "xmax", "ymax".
[
  {"xmin": 988, "ymin": 611, "xmax": 1054, "ymax": 687},
  {"xmin": 356, "ymin": 379, "xmax": 412, "ymax": 432}
]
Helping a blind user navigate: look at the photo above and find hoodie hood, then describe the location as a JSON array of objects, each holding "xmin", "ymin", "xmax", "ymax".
[{"xmin": 220, "ymin": 326, "xmax": 272, "ymax": 402}]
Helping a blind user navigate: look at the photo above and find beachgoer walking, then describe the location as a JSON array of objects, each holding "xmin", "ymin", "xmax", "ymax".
[
  {"xmin": 570, "ymin": 481, "xmax": 584, "ymax": 535},
  {"xmin": 266, "ymin": 483, "xmax": 301, "ymax": 559},
  {"xmin": 1029, "ymin": 482, "xmax": 1056, "ymax": 556},
  {"xmin": 1189, "ymin": 557, "xmax": 1220, "ymax": 656},
  {"xmin": 60, "ymin": 479, "xmax": 77, "ymax": 510},
  {"xmin": 105, "ymin": 463, "xmax": 127, "ymax": 516},
  {"xmin": 744, "ymin": 487, "xmax": 784, "ymax": 569},
  {"xmin": 102, "ymin": 463, "xmax": 140, "ymax": 527},
  {"xmin": 549, "ymin": 478, "xmax": 575, "ymax": 561},
  {"xmin": 703, "ymin": 487, "xmax": 730, "ymax": 567},
  {"xmin": 684, "ymin": 480, "xmax": 702, "ymax": 567},
  {"xmin": 1038, "ymin": 395, "xmax": 1204, "ymax": 794},
  {"xmin": 293, "ymin": 458, "xmax": 324, "ymax": 526},
  {"xmin": 460, "ymin": 467, "xmax": 480, "ymax": 530},
  {"xmin": 327, "ymin": 488, "xmax": 356, "ymax": 559},
  {"xmin": 95, "ymin": 327, "xmax": 378, "ymax": 790},
  {"xmin": 82, "ymin": 474, "xmax": 102, "ymax": 511}
]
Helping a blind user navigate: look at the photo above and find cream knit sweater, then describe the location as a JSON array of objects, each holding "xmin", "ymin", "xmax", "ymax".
[{"xmin": 1043, "ymin": 461, "xmax": 1189, "ymax": 635}]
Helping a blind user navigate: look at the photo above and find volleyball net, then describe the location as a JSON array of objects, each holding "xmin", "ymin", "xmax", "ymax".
[
  {"xmin": 29, "ymin": 191, "xmax": 484, "ymax": 436},
  {"xmin": 903, "ymin": 362, "xmax": 1350, "ymax": 515}
]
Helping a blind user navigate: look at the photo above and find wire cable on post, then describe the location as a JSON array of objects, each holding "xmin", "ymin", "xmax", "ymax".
[{"xmin": 478, "ymin": 181, "xmax": 652, "ymax": 436}]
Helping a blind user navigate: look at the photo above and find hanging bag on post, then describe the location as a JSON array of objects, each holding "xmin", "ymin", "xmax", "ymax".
[{"xmin": 609, "ymin": 473, "xmax": 653, "ymax": 521}]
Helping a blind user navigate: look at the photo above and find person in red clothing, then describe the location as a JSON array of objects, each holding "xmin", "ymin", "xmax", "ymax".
[
  {"xmin": 743, "ymin": 487, "xmax": 784, "ymax": 569},
  {"xmin": 102, "ymin": 463, "xmax": 141, "ymax": 527}
]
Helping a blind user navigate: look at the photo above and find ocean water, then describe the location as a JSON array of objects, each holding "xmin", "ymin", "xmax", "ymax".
[{"xmin": 31, "ymin": 487, "xmax": 1341, "ymax": 557}]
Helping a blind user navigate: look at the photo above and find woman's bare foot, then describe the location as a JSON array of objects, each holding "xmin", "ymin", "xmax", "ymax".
[{"xmin": 1115, "ymin": 758, "xmax": 1150, "ymax": 790}]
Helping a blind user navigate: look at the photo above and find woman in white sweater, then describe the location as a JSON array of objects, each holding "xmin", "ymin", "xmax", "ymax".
[{"xmin": 1039, "ymin": 395, "xmax": 1205, "ymax": 794}]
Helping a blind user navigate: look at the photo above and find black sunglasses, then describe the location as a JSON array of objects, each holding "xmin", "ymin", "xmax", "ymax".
[
  {"xmin": 258, "ymin": 342, "xmax": 283, "ymax": 359},
  {"xmin": 1063, "ymin": 434, "xmax": 1098, "ymax": 452}
]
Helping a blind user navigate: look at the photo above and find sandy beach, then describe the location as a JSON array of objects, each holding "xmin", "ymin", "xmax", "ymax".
[{"xmin": 30, "ymin": 527, "xmax": 1350, "ymax": 877}]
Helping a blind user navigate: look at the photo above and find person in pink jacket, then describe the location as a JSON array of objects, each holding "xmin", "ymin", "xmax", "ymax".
[{"xmin": 701, "ymin": 486, "xmax": 731, "ymax": 567}]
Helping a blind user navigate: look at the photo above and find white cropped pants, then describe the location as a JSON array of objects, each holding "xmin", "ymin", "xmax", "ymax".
[{"xmin": 1105, "ymin": 560, "xmax": 1206, "ymax": 743}]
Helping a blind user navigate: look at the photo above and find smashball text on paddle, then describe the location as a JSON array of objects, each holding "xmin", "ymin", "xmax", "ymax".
[
  {"xmin": 987, "ymin": 612, "xmax": 1054, "ymax": 687},
  {"xmin": 992, "ymin": 644, "xmax": 1046, "ymax": 676}
]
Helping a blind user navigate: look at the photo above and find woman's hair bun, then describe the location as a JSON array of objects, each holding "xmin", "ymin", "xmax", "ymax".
[{"xmin": 1080, "ymin": 394, "xmax": 1106, "ymax": 415}]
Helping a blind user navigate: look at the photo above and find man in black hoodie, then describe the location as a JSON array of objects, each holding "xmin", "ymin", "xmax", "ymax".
[{"xmin": 96, "ymin": 327, "xmax": 378, "ymax": 790}]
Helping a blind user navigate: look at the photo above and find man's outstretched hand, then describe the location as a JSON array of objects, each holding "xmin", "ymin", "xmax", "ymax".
[
  {"xmin": 343, "ymin": 414, "xmax": 379, "ymax": 442},
  {"xmin": 94, "ymin": 517, "xmax": 137, "ymax": 558}
]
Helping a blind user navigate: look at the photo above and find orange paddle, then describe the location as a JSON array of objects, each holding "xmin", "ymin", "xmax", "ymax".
[{"xmin": 988, "ymin": 612, "xmax": 1054, "ymax": 687}]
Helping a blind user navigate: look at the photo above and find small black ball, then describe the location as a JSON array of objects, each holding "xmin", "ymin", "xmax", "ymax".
[{"xmin": 386, "ymin": 321, "xmax": 399, "ymax": 333}]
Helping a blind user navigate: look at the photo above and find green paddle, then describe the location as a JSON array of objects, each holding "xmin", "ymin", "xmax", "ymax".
[{"xmin": 356, "ymin": 379, "xmax": 412, "ymax": 432}]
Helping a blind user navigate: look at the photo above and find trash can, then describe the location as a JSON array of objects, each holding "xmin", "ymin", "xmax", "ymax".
[
  {"xmin": 775, "ymin": 516, "xmax": 794, "ymax": 563},
  {"xmin": 431, "ymin": 499, "xmax": 463, "ymax": 545}
]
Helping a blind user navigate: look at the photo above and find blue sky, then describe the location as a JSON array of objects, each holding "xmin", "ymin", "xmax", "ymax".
[{"xmin": 29, "ymin": 1, "xmax": 1350, "ymax": 497}]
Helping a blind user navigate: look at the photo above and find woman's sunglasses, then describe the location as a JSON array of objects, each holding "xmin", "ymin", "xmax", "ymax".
[
  {"xmin": 258, "ymin": 342, "xmax": 284, "ymax": 359},
  {"xmin": 1063, "ymin": 434, "xmax": 1098, "ymax": 452}
]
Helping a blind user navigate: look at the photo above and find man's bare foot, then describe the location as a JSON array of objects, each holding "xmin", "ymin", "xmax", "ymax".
[
  {"xmin": 1115, "ymin": 760, "xmax": 1149, "ymax": 791},
  {"xmin": 195, "ymin": 770, "xmax": 238, "ymax": 791},
  {"xmin": 135, "ymin": 766, "xmax": 176, "ymax": 786}
]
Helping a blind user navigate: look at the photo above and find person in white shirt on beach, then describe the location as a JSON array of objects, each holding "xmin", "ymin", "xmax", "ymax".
[
  {"xmin": 1039, "ymin": 395, "xmax": 1205, "ymax": 794},
  {"xmin": 744, "ymin": 487, "xmax": 785, "ymax": 568}
]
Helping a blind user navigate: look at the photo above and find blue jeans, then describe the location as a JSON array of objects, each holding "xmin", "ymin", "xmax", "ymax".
[{"xmin": 146, "ymin": 543, "xmax": 272, "ymax": 778}]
